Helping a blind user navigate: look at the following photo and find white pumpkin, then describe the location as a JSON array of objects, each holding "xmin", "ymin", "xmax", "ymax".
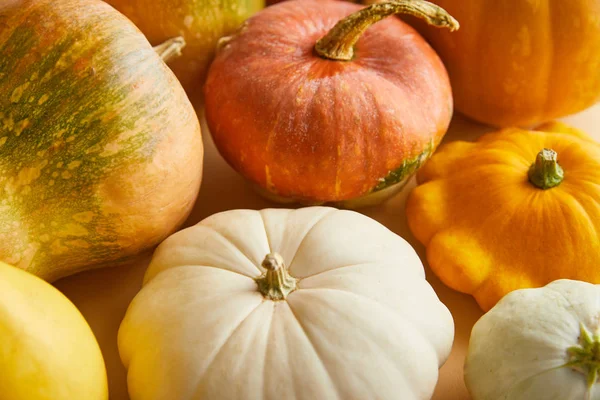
[
  {"xmin": 118, "ymin": 207, "xmax": 454, "ymax": 400},
  {"xmin": 465, "ymin": 279, "xmax": 600, "ymax": 400}
]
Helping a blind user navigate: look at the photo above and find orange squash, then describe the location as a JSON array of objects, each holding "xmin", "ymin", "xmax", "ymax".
[
  {"xmin": 205, "ymin": 0, "xmax": 458, "ymax": 207},
  {"xmin": 406, "ymin": 122, "xmax": 600, "ymax": 311},
  {"xmin": 413, "ymin": 0, "xmax": 600, "ymax": 127},
  {"xmin": 0, "ymin": 0, "xmax": 203, "ymax": 281},
  {"xmin": 104, "ymin": 0, "xmax": 264, "ymax": 106}
]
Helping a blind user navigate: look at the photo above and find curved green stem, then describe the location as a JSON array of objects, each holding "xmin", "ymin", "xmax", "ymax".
[
  {"xmin": 153, "ymin": 36, "xmax": 186, "ymax": 63},
  {"xmin": 528, "ymin": 148, "xmax": 564, "ymax": 190},
  {"xmin": 566, "ymin": 323, "xmax": 600, "ymax": 391},
  {"xmin": 255, "ymin": 253, "xmax": 298, "ymax": 301},
  {"xmin": 315, "ymin": 0, "xmax": 459, "ymax": 61}
]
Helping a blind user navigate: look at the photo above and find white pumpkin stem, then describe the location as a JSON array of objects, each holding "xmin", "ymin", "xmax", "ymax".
[
  {"xmin": 314, "ymin": 0, "xmax": 459, "ymax": 61},
  {"xmin": 528, "ymin": 148, "xmax": 564, "ymax": 190},
  {"xmin": 256, "ymin": 253, "xmax": 298, "ymax": 301},
  {"xmin": 153, "ymin": 36, "xmax": 186, "ymax": 63}
]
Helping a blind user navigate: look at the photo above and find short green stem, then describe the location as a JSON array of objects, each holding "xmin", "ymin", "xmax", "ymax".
[
  {"xmin": 153, "ymin": 36, "xmax": 186, "ymax": 63},
  {"xmin": 566, "ymin": 323, "xmax": 600, "ymax": 390},
  {"xmin": 314, "ymin": 0, "xmax": 459, "ymax": 61},
  {"xmin": 528, "ymin": 148, "xmax": 564, "ymax": 190},
  {"xmin": 255, "ymin": 253, "xmax": 298, "ymax": 301}
]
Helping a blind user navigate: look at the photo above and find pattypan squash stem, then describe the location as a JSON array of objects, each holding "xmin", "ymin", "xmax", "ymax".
[
  {"xmin": 153, "ymin": 37, "xmax": 186, "ymax": 63},
  {"xmin": 566, "ymin": 323, "xmax": 600, "ymax": 391},
  {"xmin": 315, "ymin": 0, "xmax": 459, "ymax": 61},
  {"xmin": 528, "ymin": 148, "xmax": 564, "ymax": 190},
  {"xmin": 256, "ymin": 253, "xmax": 298, "ymax": 301}
]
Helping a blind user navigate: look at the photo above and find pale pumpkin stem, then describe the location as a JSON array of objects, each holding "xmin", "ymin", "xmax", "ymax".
[
  {"xmin": 153, "ymin": 37, "xmax": 186, "ymax": 63},
  {"xmin": 256, "ymin": 253, "xmax": 298, "ymax": 301},
  {"xmin": 314, "ymin": 0, "xmax": 459, "ymax": 61},
  {"xmin": 528, "ymin": 148, "xmax": 564, "ymax": 190},
  {"xmin": 565, "ymin": 323, "xmax": 600, "ymax": 392}
]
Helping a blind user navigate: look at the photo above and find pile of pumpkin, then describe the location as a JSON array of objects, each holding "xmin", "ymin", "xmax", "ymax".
[{"xmin": 1, "ymin": 0, "xmax": 599, "ymax": 399}]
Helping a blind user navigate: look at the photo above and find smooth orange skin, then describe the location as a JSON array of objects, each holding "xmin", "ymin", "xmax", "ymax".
[
  {"xmin": 205, "ymin": 0, "xmax": 453, "ymax": 204},
  {"xmin": 406, "ymin": 122, "xmax": 600, "ymax": 311},
  {"xmin": 412, "ymin": 0, "xmax": 600, "ymax": 127}
]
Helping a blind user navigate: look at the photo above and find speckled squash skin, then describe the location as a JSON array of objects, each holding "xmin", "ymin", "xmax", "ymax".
[
  {"xmin": 204, "ymin": 0, "xmax": 453, "ymax": 206},
  {"xmin": 0, "ymin": 0, "xmax": 203, "ymax": 281},
  {"xmin": 103, "ymin": 0, "xmax": 264, "ymax": 106}
]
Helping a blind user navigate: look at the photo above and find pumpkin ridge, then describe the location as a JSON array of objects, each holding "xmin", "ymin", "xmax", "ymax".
[
  {"xmin": 258, "ymin": 207, "xmax": 274, "ymax": 255},
  {"xmin": 287, "ymin": 209, "xmax": 338, "ymax": 274},
  {"xmin": 331, "ymin": 77, "xmax": 342, "ymax": 197},
  {"xmin": 289, "ymin": 288, "xmax": 439, "ymax": 396},
  {"xmin": 189, "ymin": 301, "xmax": 266, "ymax": 399},
  {"xmin": 298, "ymin": 286, "xmax": 439, "ymax": 346},
  {"xmin": 153, "ymin": 264, "xmax": 258, "ymax": 282},
  {"xmin": 559, "ymin": 190, "xmax": 599, "ymax": 240},
  {"xmin": 262, "ymin": 104, "xmax": 285, "ymax": 181},
  {"xmin": 261, "ymin": 302, "xmax": 276, "ymax": 398},
  {"xmin": 298, "ymin": 261, "xmax": 396, "ymax": 282},
  {"xmin": 409, "ymin": 162, "xmax": 527, "ymax": 239},
  {"xmin": 426, "ymin": 230, "xmax": 494, "ymax": 296},
  {"xmin": 361, "ymin": 79, "xmax": 380, "ymax": 183},
  {"xmin": 284, "ymin": 300, "xmax": 342, "ymax": 400},
  {"xmin": 197, "ymin": 224, "xmax": 264, "ymax": 275},
  {"xmin": 405, "ymin": 184, "xmax": 440, "ymax": 245}
]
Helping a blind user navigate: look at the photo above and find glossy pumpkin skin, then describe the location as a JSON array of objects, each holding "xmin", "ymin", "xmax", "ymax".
[
  {"xmin": 406, "ymin": 122, "xmax": 600, "ymax": 311},
  {"xmin": 413, "ymin": 0, "xmax": 600, "ymax": 127},
  {"xmin": 205, "ymin": 0, "xmax": 453, "ymax": 206},
  {"xmin": 104, "ymin": 0, "xmax": 264, "ymax": 106},
  {"xmin": 0, "ymin": 0, "xmax": 203, "ymax": 281},
  {"xmin": 0, "ymin": 261, "xmax": 107, "ymax": 400}
]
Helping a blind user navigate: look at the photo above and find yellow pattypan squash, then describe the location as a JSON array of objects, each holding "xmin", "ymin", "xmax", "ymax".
[
  {"xmin": 406, "ymin": 122, "xmax": 600, "ymax": 311},
  {"xmin": 0, "ymin": 261, "xmax": 108, "ymax": 400}
]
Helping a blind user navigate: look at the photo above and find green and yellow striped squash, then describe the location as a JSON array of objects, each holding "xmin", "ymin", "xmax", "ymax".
[{"xmin": 0, "ymin": 0, "xmax": 203, "ymax": 281}]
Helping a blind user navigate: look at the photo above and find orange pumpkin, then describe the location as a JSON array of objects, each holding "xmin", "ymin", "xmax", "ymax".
[
  {"xmin": 0, "ymin": 0, "xmax": 203, "ymax": 281},
  {"xmin": 413, "ymin": 0, "xmax": 600, "ymax": 127},
  {"xmin": 205, "ymin": 0, "xmax": 458, "ymax": 207}
]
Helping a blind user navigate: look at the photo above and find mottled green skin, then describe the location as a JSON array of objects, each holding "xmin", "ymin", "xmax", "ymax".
[
  {"xmin": 373, "ymin": 143, "xmax": 433, "ymax": 192},
  {"xmin": 0, "ymin": 0, "xmax": 202, "ymax": 280},
  {"xmin": 254, "ymin": 143, "xmax": 434, "ymax": 209}
]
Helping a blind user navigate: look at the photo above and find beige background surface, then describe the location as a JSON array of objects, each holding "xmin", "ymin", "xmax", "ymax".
[{"xmin": 55, "ymin": 104, "xmax": 600, "ymax": 400}]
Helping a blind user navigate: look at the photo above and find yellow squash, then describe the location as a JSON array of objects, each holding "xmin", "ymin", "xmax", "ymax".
[
  {"xmin": 103, "ymin": 0, "xmax": 264, "ymax": 106},
  {"xmin": 0, "ymin": 261, "xmax": 107, "ymax": 400},
  {"xmin": 406, "ymin": 122, "xmax": 600, "ymax": 311}
]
